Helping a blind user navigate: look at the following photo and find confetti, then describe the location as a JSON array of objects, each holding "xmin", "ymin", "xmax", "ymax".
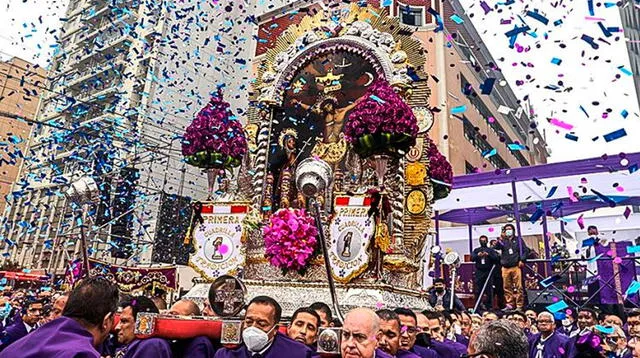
[
  {"xmin": 450, "ymin": 14, "xmax": 464, "ymax": 24},
  {"xmin": 451, "ymin": 105, "xmax": 467, "ymax": 114},
  {"xmin": 549, "ymin": 118, "xmax": 573, "ymax": 130},
  {"xmin": 550, "ymin": 57, "xmax": 562, "ymax": 65},
  {"xmin": 603, "ymin": 129, "xmax": 627, "ymax": 142},
  {"xmin": 546, "ymin": 300, "xmax": 568, "ymax": 313}
]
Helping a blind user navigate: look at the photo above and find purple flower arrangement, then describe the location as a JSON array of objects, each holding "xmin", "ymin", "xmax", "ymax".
[
  {"xmin": 425, "ymin": 136, "xmax": 453, "ymax": 200},
  {"xmin": 263, "ymin": 208, "xmax": 318, "ymax": 275},
  {"xmin": 344, "ymin": 79, "xmax": 418, "ymax": 157},
  {"xmin": 182, "ymin": 91, "xmax": 247, "ymax": 169}
]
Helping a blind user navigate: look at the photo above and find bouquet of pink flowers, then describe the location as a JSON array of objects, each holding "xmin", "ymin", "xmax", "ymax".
[
  {"xmin": 263, "ymin": 208, "xmax": 318, "ymax": 275},
  {"xmin": 182, "ymin": 91, "xmax": 247, "ymax": 169},
  {"xmin": 425, "ymin": 136, "xmax": 453, "ymax": 200},
  {"xmin": 344, "ymin": 79, "xmax": 418, "ymax": 158}
]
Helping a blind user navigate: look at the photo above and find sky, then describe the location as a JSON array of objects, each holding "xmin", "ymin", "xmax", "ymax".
[{"xmin": 0, "ymin": 0, "xmax": 639, "ymax": 163}]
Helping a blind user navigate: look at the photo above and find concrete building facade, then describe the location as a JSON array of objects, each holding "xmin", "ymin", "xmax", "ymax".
[{"xmin": 620, "ymin": 1, "xmax": 640, "ymax": 101}]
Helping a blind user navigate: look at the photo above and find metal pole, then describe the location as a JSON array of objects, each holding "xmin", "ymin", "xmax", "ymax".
[
  {"xmin": 435, "ymin": 211, "xmax": 441, "ymax": 277},
  {"xmin": 468, "ymin": 224, "xmax": 473, "ymax": 256},
  {"xmin": 312, "ymin": 199, "xmax": 344, "ymax": 323},
  {"xmin": 472, "ymin": 264, "xmax": 496, "ymax": 313},
  {"xmin": 542, "ymin": 211, "xmax": 552, "ymax": 276},
  {"xmin": 511, "ymin": 181, "xmax": 524, "ymax": 256},
  {"xmin": 450, "ymin": 266, "xmax": 457, "ymax": 311},
  {"xmin": 79, "ymin": 206, "xmax": 90, "ymax": 278}
]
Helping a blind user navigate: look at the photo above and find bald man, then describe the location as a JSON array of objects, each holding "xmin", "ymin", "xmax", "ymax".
[
  {"xmin": 48, "ymin": 294, "xmax": 68, "ymax": 321},
  {"xmin": 341, "ymin": 308, "xmax": 392, "ymax": 358},
  {"xmin": 168, "ymin": 300, "xmax": 201, "ymax": 316},
  {"xmin": 529, "ymin": 311, "xmax": 572, "ymax": 358},
  {"xmin": 168, "ymin": 300, "xmax": 215, "ymax": 357}
]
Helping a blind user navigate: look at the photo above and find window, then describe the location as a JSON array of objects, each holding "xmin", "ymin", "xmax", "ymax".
[
  {"xmin": 462, "ymin": 117, "xmax": 510, "ymax": 170},
  {"xmin": 465, "ymin": 161, "xmax": 476, "ymax": 174},
  {"xmin": 399, "ymin": 4, "xmax": 424, "ymax": 26}
]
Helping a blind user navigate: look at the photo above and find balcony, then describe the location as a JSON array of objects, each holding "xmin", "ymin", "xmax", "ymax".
[{"xmin": 65, "ymin": 54, "xmax": 126, "ymax": 88}]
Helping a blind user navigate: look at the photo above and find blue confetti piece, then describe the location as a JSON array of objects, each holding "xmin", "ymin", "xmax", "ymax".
[
  {"xmin": 546, "ymin": 186, "xmax": 558, "ymax": 198},
  {"xmin": 450, "ymin": 14, "xmax": 464, "ymax": 24},
  {"xmin": 451, "ymin": 105, "xmax": 466, "ymax": 114},
  {"xmin": 618, "ymin": 66, "xmax": 633, "ymax": 76},
  {"xmin": 507, "ymin": 143, "xmax": 526, "ymax": 151},
  {"xmin": 530, "ymin": 208, "xmax": 544, "ymax": 223},
  {"xmin": 588, "ymin": 0, "xmax": 595, "ymax": 15},
  {"xmin": 588, "ymin": 253, "xmax": 603, "ymax": 264},
  {"xmin": 598, "ymin": 22, "xmax": 613, "ymax": 37},
  {"xmin": 382, "ymin": 0, "xmax": 392, "ymax": 5},
  {"xmin": 540, "ymin": 275, "xmax": 561, "ymax": 288},
  {"xmin": 482, "ymin": 148, "xmax": 497, "ymax": 158},
  {"xmin": 628, "ymin": 246, "xmax": 640, "ymax": 254},
  {"xmin": 626, "ymin": 280, "xmax": 640, "ymax": 296},
  {"xmin": 603, "ymin": 128, "xmax": 627, "ymax": 142},
  {"xmin": 369, "ymin": 95, "xmax": 385, "ymax": 104},
  {"xmin": 579, "ymin": 105, "xmax": 589, "ymax": 118},
  {"xmin": 551, "ymin": 57, "xmax": 562, "ymax": 65},
  {"xmin": 554, "ymin": 19, "xmax": 563, "ymax": 26},
  {"xmin": 604, "ymin": 2, "xmax": 617, "ymax": 7},
  {"xmin": 480, "ymin": 78, "xmax": 496, "ymax": 94},
  {"xmin": 565, "ymin": 133, "xmax": 578, "ymax": 141},
  {"xmin": 546, "ymin": 300, "xmax": 568, "ymax": 313},
  {"xmin": 595, "ymin": 325, "xmax": 615, "ymax": 334},
  {"xmin": 622, "ymin": 110, "xmax": 629, "ymax": 119},
  {"xmin": 582, "ymin": 238, "xmax": 596, "ymax": 247},
  {"xmin": 554, "ymin": 312, "xmax": 567, "ymax": 320},
  {"xmin": 505, "ymin": 25, "xmax": 530, "ymax": 38},
  {"xmin": 629, "ymin": 164, "xmax": 638, "ymax": 174},
  {"xmin": 526, "ymin": 10, "xmax": 549, "ymax": 25},
  {"xmin": 581, "ymin": 34, "xmax": 599, "ymax": 49}
]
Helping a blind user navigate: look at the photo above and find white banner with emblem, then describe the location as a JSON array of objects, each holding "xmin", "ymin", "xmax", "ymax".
[
  {"xmin": 329, "ymin": 196, "xmax": 374, "ymax": 283},
  {"xmin": 189, "ymin": 202, "xmax": 249, "ymax": 280}
]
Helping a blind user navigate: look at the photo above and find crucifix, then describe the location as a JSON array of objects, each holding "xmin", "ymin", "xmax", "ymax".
[{"xmin": 213, "ymin": 278, "xmax": 245, "ymax": 316}]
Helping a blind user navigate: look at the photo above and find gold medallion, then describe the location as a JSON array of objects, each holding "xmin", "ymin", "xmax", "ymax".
[
  {"xmin": 406, "ymin": 189, "xmax": 427, "ymax": 215},
  {"xmin": 406, "ymin": 162, "xmax": 427, "ymax": 186}
]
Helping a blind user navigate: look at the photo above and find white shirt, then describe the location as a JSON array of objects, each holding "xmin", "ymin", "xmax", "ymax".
[{"xmin": 23, "ymin": 321, "xmax": 37, "ymax": 333}]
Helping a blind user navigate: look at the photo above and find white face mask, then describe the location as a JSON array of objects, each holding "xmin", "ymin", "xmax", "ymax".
[
  {"xmin": 562, "ymin": 319, "xmax": 571, "ymax": 327},
  {"xmin": 505, "ymin": 230, "xmax": 514, "ymax": 237},
  {"xmin": 453, "ymin": 324, "xmax": 462, "ymax": 335},
  {"xmin": 242, "ymin": 326, "xmax": 276, "ymax": 352}
]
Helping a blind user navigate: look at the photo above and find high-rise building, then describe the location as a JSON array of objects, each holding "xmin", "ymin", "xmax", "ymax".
[
  {"xmin": 0, "ymin": 57, "xmax": 47, "ymax": 213},
  {"xmin": 1, "ymin": 0, "xmax": 253, "ymax": 272},
  {"xmin": 620, "ymin": 0, "xmax": 640, "ymax": 101}
]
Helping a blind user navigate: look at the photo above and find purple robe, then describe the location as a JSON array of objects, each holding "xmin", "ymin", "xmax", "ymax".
[
  {"xmin": 396, "ymin": 349, "xmax": 421, "ymax": 358},
  {"xmin": 0, "ymin": 316, "xmax": 100, "ymax": 358},
  {"xmin": 214, "ymin": 332, "xmax": 315, "ymax": 358},
  {"xmin": 596, "ymin": 241, "xmax": 636, "ymax": 304},
  {"xmin": 116, "ymin": 337, "xmax": 172, "ymax": 358},
  {"xmin": 528, "ymin": 332, "xmax": 572, "ymax": 358},
  {"xmin": 409, "ymin": 345, "xmax": 440, "ymax": 358},
  {"xmin": 179, "ymin": 336, "xmax": 217, "ymax": 357},
  {"xmin": 375, "ymin": 348, "xmax": 394, "ymax": 357},
  {"xmin": 443, "ymin": 338, "xmax": 467, "ymax": 356},
  {"xmin": 454, "ymin": 334, "xmax": 469, "ymax": 347},
  {"xmin": 0, "ymin": 315, "xmax": 32, "ymax": 351}
]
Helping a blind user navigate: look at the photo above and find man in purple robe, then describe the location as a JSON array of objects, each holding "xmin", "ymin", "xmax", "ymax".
[
  {"xmin": 419, "ymin": 310, "xmax": 466, "ymax": 356},
  {"xmin": 375, "ymin": 309, "xmax": 420, "ymax": 358},
  {"xmin": 114, "ymin": 296, "xmax": 172, "ymax": 358},
  {"xmin": 529, "ymin": 312, "xmax": 572, "ymax": 358},
  {"xmin": 0, "ymin": 298, "xmax": 43, "ymax": 350},
  {"xmin": 168, "ymin": 299, "xmax": 217, "ymax": 357},
  {"xmin": 340, "ymin": 307, "xmax": 386, "ymax": 358},
  {"xmin": 287, "ymin": 307, "xmax": 320, "ymax": 350},
  {"xmin": 0, "ymin": 277, "xmax": 119, "ymax": 358},
  {"xmin": 393, "ymin": 309, "xmax": 438, "ymax": 358},
  {"xmin": 214, "ymin": 295, "xmax": 315, "ymax": 358}
]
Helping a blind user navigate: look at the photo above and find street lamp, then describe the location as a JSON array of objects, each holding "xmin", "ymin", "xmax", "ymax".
[{"xmin": 65, "ymin": 176, "xmax": 100, "ymax": 278}]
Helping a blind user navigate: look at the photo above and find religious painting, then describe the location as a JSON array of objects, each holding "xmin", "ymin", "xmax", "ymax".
[{"xmin": 266, "ymin": 49, "xmax": 380, "ymax": 210}]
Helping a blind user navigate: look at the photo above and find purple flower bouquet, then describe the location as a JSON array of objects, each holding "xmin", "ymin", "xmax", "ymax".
[
  {"xmin": 263, "ymin": 208, "xmax": 318, "ymax": 275},
  {"xmin": 425, "ymin": 136, "xmax": 453, "ymax": 200},
  {"xmin": 182, "ymin": 92, "xmax": 247, "ymax": 169},
  {"xmin": 344, "ymin": 79, "xmax": 419, "ymax": 158}
]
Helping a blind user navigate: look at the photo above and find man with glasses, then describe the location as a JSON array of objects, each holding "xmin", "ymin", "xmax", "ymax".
[
  {"xmin": 393, "ymin": 309, "xmax": 438, "ymax": 358},
  {"xmin": 601, "ymin": 325, "xmax": 630, "ymax": 358},
  {"xmin": 215, "ymin": 296, "xmax": 314, "ymax": 358},
  {"xmin": 466, "ymin": 319, "xmax": 528, "ymax": 358},
  {"xmin": 375, "ymin": 309, "xmax": 420, "ymax": 357},
  {"xmin": 528, "ymin": 311, "xmax": 572, "ymax": 358},
  {"xmin": 0, "ymin": 298, "xmax": 42, "ymax": 351}
]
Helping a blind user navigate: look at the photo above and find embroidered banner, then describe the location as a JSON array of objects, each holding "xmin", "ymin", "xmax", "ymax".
[
  {"xmin": 189, "ymin": 202, "xmax": 249, "ymax": 280},
  {"xmin": 329, "ymin": 196, "xmax": 374, "ymax": 283}
]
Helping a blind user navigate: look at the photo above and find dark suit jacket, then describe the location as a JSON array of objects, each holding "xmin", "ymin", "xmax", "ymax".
[
  {"xmin": 214, "ymin": 332, "xmax": 316, "ymax": 358},
  {"xmin": 0, "ymin": 315, "xmax": 32, "ymax": 351}
]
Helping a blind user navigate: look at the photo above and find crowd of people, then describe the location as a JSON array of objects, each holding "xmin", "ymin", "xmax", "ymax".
[{"xmin": 0, "ymin": 276, "xmax": 639, "ymax": 357}]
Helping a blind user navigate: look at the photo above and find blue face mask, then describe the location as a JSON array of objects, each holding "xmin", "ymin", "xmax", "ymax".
[{"xmin": 0, "ymin": 302, "xmax": 11, "ymax": 319}]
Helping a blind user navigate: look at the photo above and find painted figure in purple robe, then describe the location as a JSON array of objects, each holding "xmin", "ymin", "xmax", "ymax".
[
  {"xmin": 0, "ymin": 299, "xmax": 43, "ymax": 351},
  {"xmin": 528, "ymin": 312, "xmax": 573, "ymax": 358},
  {"xmin": 168, "ymin": 299, "xmax": 218, "ymax": 357},
  {"xmin": 375, "ymin": 309, "xmax": 421, "ymax": 358},
  {"xmin": 286, "ymin": 307, "xmax": 320, "ymax": 350},
  {"xmin": 0, "ymin": 277, "xmax": 119, "ymax": 358},
  {"xmin": 394, "ymin": 310, "xmax": 438, "ymax": 358},
  {"xmin": 214, "ymin": 295, "xmax": 315, "ymax": 358},
  {"xmin": 114, "ymin": 296, "xmax": 172, "ymax": 358}
]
